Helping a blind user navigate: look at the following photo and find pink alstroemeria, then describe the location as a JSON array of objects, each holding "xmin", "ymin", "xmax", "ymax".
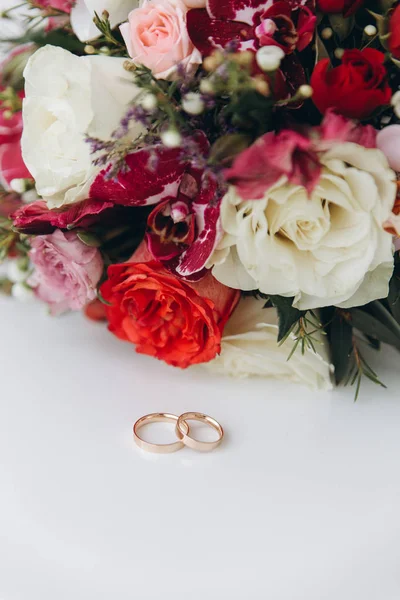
[
  {"xmin": 224, "ymin": 111, "xmax": 378, "ymax": 199},
  {"xmin": 187, "ymin": 0, "xmax": 316, "ymax": 56},
  {"xmin": 225, "ymin": 129, "xmax": 321, "ymax": 199}
]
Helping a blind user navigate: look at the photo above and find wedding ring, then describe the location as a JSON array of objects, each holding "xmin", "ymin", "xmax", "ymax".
[
  {"xmin": 133, "ymin": 413, "xmax": 189, "ymax": 454},
  {"xmin": 175, "ymin": 412, "xmax": 224, "ymax": 452}
]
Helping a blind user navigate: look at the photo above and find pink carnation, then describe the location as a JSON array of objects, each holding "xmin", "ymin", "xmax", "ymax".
[
  {"xmin": 29, "ymin": 230, "xmax": 103, "ymax": 315},
  {"xmin": 120, "ymin": 0, "xmax": 201, "ymax": 79}
]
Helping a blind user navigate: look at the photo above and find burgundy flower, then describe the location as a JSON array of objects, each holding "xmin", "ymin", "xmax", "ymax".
[
  {"xmin": 146, "ymin": 171, "xmax": 223, "ymax": 279},
  {"xmin": 12, "ymin": 198, "xmax": 114, "ymax": 234},
  {"xmin": 88, "ymin": 135, "xmax": 222, "ymax": 278},
  {"xmin": 187, "ymin": 0, "xmax": 316, "ymax": 56}
]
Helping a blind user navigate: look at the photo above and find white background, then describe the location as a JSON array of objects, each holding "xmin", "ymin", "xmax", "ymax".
[
  {"xmin": 1, "ymin": 296, "xmax": 400, "ymax": 600},
  {"xmin": 1, "ymin": 3, "xmax": 400, "ymax": 597}
]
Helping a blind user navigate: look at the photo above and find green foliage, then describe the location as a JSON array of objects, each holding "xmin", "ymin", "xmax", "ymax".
[
  {"xmin": 209, "ymin": 133, "xmax": 252, "ymax": 166},
  {"xmin": 328, "ymin": 14, "xmax": 355, "ymax": 41},
  {"xmin": 322, "ymin": 307, "xmax": 353, "ymax": 384},
  {"xmin": 346, "ymin": 342, "xmax": 386, "ymax": 401},
  {"xmin": 268, "ymin": 295, "xmax": 306, "ymax": 343},
  {"xmin": 388, "ymin": 252, "xmax": 400, "ymax": 323},
  {"xmin": 348, "ymin": 305, "xmax": 400, "ymax": 351}
]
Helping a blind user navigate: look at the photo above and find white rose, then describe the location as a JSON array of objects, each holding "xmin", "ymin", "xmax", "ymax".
[
  {"xmin": 71, "ymin": 0, "xmax": 139, "ymax": 42},
  {"xmin": 22, "ymin": 45, "xmax": 143, "ymax": 209},
  {"xmin": 204, "ymin": 297, "xmax": 334, "ymax": 391},
  {"xmin": 211, "ymin": 143, "xmax": 396, "ymax": 310}
]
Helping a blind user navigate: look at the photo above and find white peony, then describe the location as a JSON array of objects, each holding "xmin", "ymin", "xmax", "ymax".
[
  {"xmin": 22, "ymin": 45, "xmax": 143, "ymax": 209},
  {"xmin": 71, "ymin": 0, "xmax": 139, "ymax": 42},
  {"xmin": 204, "ymin": 297, "xmax": 334, "ymax": 391},
  {"xmin": 211, "ymin": 143, "xmax": 397, "ymax": 310}
]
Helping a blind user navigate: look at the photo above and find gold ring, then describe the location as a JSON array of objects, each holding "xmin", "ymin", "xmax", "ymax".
[
  {"xmin": 175, "ymin": 412, "xmax": 224, "ymax": 452},
  {"xmin": 133, "ymin": 413, "xmax": 189, "ymax": 454}
]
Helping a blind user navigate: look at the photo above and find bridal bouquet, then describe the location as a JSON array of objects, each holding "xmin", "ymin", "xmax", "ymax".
[{"xmin": 1, "ymin": 0, "xmax": 399, "ymax": 395}]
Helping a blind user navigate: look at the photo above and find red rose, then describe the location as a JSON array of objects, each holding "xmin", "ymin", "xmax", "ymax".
[
  {"xmin": 317, "ymin": 0, "xmax": 364, "ymax": 16},
  {"xmin": 311, "ymin": 49, "xmax": 392, "ymax": 120},
  {"xmin": 389, "ymin": 5, "xmax": 400, "ymax": 59},
  {"xmin": 100, "ymin": 242, "xmax": 240, "ymax": 368}
]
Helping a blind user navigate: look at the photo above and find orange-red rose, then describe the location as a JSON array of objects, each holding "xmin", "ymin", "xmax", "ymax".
[
  {"xmin": 100, "ymin": 243, "xmax": 240, "ymax": 368},
  {"xmin": 311, "ymin": 49, "xmax": 392, "ymax": 120},
  {"xmin": 389, "ymin": 5, "xmax": 400, "ymax": 60}
]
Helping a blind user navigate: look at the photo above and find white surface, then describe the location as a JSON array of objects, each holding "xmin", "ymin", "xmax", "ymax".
[{"xmin": 1, "ymin": 297, "xmax": 400, "ymax": 599}]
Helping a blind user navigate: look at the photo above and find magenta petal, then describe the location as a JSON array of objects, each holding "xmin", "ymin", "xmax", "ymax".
[
  {"xmin": 176, "ymin": 200, "xmax": 222, "ymax": 277},
  {"xmin": 90, "ymin": 146, "xmax": 187, "ymax": 207},
  {"xmin": 187, "ymin": 8, "xmax": 255, "ymax": 55},
  {"xmin": 207, "ymin": 0, "xmax": 273, "ymax": 24}
]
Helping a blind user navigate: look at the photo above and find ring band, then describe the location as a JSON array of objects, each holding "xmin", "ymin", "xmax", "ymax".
[
  {"xmin": 133, "ymin": 413, "xmax": 189, "ymax": 454},
  {"xmin": 175, "ymin": 412, "xmax": 224, "ymax": 452}
]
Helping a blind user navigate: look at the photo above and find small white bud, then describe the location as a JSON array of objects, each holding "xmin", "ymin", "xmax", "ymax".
[
  {"xmin": 256, "ymin": 46, "xmax": 285, "ymax": 72},
  {"xmin": 7, "ymin": 260, "xmax": 28, "ymax": 284},
  {"xmin": 161, "ymin": 129, "xmax": 182, "ymax": 148},
  {"xmin": 321, "ymin": 27, "xmax": 333, "ymax": 40},
  {"xmin": 140, "ymin": 93, "xmax": 158, "ymax": 112},
  {"xmin": 182, "ymin": 92, "xmax": 205, "ymax": 115},
  {"xmin": 199, "ymin": 79, "xmax": 215, "ymax": 95},
  {"xmin": 10, "ymin": 178, "xmax": 26, "ymax": 194},
  {"xmin": 99, "ymin": 46, "xmax": 111, "ymax": 55},
  {"xmin": 364, "ymin": 25, "xmax": 377, "ymax": 36},
  {"xmin": 11, "ymin": 282, "xmax": 34, "ymax": 302},
  {"xmin": 84, "ymin": 45, "xmax": 96, "ymax": 55},
  {"xmin": 22, "ymin": 189, "xmax": 38, "ymax": 204},
  {"xmin": 298, "ymin": 84, "xmax": 313, "ymax": 99},
  {"xmin": 334, "ymin": 48, "xmax": 345, "ymax": 60}
]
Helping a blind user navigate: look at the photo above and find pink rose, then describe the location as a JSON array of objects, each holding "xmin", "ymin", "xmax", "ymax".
[
  {"xmin": 376, "ymin": 125, "xmax": 400, "ymax": 172},
  {"xmin": 120, "ymin": 0, "xmax": 201, "ymax": 79},
  {"xmin": 29, "ymin": 230, "xmax": 103, "ymax": 315}
]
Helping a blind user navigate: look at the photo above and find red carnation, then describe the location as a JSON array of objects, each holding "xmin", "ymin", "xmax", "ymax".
[{"xmin": 311, "ymin": 49, "xmax": 392, "ymax": 120}]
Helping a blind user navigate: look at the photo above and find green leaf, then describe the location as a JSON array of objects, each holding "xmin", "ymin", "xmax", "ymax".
[
  {"xmin": 388, "ymin": 253, "xmax": 400, "ymax": 324},
  {"xmin": 315, "ymin": 31, "xmax": 331, "ymax": 64},
  {"xmin": 329, "ymin": 310, "xmax": 353, "ymax": 384},
  {"xmin": 209, "ymin": 134, "xmax": 252, "ymax": 166},
  {"xmin": 269, "ymin": 295, "xmax": 305, "ymax": 343},
  {"xmin": 76, "ymin": 231, "xmax": 102, "ymax": 247},
  {"xmin": 348, "ymin": 308, "xmax": 400, "ymax": 351},
  {"xmin": 378, "ymin": 0, "xmax": 397, "ymax": 14},
  {"xmin": 391, "ymin": 56, "xmax": 400, "ymax": 69},
  {"xmin": 328, "ymin": 14, "xmax": 355, "ymax": 41},
  {"xmin": 97, "ymin": 289, "xmax": 113, "ymax": 307},
  {"xmin": 228, "ymin": 90, "xmax": 273, "ymax": 135}
]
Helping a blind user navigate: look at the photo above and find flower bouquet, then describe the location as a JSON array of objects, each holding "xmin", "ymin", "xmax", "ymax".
[{"xmin": 0, "ymin": 0, "xmax": 399, "ymax": 396}]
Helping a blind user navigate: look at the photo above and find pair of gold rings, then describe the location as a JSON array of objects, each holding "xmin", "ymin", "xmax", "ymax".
[{"xmin": 133, "ymin": 412, "xmax": 224, "ymax": 454}]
